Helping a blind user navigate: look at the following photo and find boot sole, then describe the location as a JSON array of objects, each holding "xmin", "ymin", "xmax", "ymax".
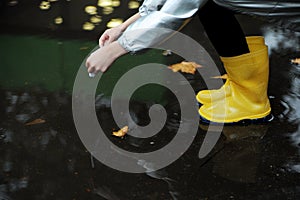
[{"xmin": 199, "ymin": 114, "xmax": 274, "ymax": 126}]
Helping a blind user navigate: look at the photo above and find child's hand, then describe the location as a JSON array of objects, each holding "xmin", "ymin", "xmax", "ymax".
[
  {"xmin": 86, "ymin": 41, "xmax": 127, "ymax": 74},
  {"xmin": 99, "ymin": 26, "xmax": 123, "ymax": 47},
  {"xmin": 86, "ymin": 46, "xmax": 116, "ymax": 74}
]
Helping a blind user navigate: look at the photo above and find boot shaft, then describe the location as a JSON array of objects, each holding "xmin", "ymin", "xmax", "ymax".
[{"xmin": 220, "ymin": 38, "xmax": 270, "ymax": 103}]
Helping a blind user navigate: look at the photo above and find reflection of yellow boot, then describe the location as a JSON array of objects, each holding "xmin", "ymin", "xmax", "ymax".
[
  {"xmin": 199, "ymin": 37, "xmax": 272, "ymax": 124},
  {"xmin": 196, "ymin": 36, "xmax": 265, "ymax": 105}
]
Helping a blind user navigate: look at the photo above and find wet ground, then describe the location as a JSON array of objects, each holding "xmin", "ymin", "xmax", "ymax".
[{"xmin": 1, "ymin": 1, "xmax": 300, "ymax": 200}]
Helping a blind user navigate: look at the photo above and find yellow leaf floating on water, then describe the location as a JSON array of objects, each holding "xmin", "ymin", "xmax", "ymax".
[
  {"xmin": 112, "ymin": 126, "xmax": 128, "ymax": 137},
  {"xmin": 291, "ymin": 58, "xmax": 300, "ymax": 65},
  {"xmin": 25, "ymin": 118, "xmax": 46, "ymax": 126},
  {"xmin": 168, "ymin": 61, "xmax": 202, "ymax": 74}
]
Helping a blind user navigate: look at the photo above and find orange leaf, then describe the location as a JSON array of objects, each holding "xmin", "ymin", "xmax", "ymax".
[
  {"xmin": 168, "ymin": 61, "xmax": 202, "ymax": 74},
  {"xmin": 112, "ymin": 126, "xmax": 129, "ymax": 137},
  {"xmin": 25, "ymin": 118, "xmax": 46, "ymax": 126},
  {"xmin": 291, "ymin": 58, "xmax": 300, "ymax": 65}
]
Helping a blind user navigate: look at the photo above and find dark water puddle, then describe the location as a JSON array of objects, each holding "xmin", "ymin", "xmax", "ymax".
[
  {"xmin": 2, "ymin": 49, "xmax": 300, "ymax": 200},
  {"xmin": 1, "ymin": 74, "xmax": 300, "ymax": 199}
]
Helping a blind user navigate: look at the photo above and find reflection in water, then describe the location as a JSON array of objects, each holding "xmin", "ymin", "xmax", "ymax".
[
  {"xmin": 7, "ymin": 0, "xmax": 18, "ymax": 7},
  {"xmin": 263, "ymin": 25, "xmax": 300, "ymax": 55},
  {"xmin": 282, "ymin": 57, "xmax": 300, "ymax": 173},
  {"xmin": 0, "ymin": 89, "xmax": 89, "ymax": 199},
  {"xmin": 264, "ymin": 24, "xmax": 300, "ymax": 174},
  {"xmin": 199, "ymin": 124, "xmax": 269, "ymax": 183},
  {"xmin": 213, "ymin": 126, "xmax": 268, "ymax": 183},
  {"xmin": 0, "ymin": 190, "xmax": 11, "ymax": 200},
  {"xmin": 93, "ymin": 186, "xmax": 122, "ymax": 200},
  {"xmin": 146, "ymin": 169, "xmax": 180, "ymax": 199}
]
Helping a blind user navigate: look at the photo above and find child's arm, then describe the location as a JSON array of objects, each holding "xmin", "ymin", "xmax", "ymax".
[
  {"xmin": 86, "ymin": 41, "xmax": 127, "ymax": 73},
  {"xmin": 86, "ymin": 0, "xmax": 208, "ymax": 74},
  {"xmin": 118, "ymin": 0, "xmax": 208, "ymax": 52},
  {"xmin": 99, "ymin": 13, "xmax": 141, "ymax": 47}
]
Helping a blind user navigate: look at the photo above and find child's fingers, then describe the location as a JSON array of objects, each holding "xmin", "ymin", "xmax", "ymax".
[
  {"xmin": 85, "ymin": 55, "xmax": 95, "ymax": 73},
  {"xmin": 107, "ymin": 37, "xmax": 115, "ymax": 45},
  {"xmin": 99, "ymin": 35, "xmax": 109, "ymax": 47},
  {"xmin": 99, "ymin": 38, "xmax": 105, "ymax": 47},
  {"xmin": 99, "ymin": 36, "xmax": 105, "ymax": 47},
  {"xmin": 85, "ymin": 58, "xmax": 90, "ymax": 68},
  {"xmin": 87, "ymin": 66, "xmax": 96, "ymax": 73}
]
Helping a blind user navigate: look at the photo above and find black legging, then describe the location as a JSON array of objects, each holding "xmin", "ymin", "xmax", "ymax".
[{"xmin": 198, "ymin": 0, "xmax": 250, "ymax": 57}]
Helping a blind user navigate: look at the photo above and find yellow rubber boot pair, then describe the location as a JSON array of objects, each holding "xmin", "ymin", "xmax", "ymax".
[
  {"xmin": 197, "ymin": 36, "xmax": 272, "ymax": 124},
  {"xmin": 196, "ymin": 36, "xmax": 266, "ymax": 104}
]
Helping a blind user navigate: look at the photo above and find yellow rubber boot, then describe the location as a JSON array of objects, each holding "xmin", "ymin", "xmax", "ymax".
[
  {"xmin": 199, "ymin": 37, "xmax": 272, "ymax": 124},
  {"xmin": 196, "ymin": 75, "xmax": 230, "ymax": 104},
  {"xmin": 196, "ymin": 36, "xmax": 265, "ymax": 105}
]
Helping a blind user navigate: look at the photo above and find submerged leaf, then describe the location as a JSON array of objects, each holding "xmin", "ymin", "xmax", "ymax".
[{"xmin": 25, "ymin": 118, "xmax": 46, "ymax": 126}]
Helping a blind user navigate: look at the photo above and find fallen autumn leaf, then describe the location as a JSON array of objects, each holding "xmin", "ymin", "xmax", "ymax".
[
  {"xmin": 112, "ymin": 126, "xmax": 129, "ymax": 137},
  {"xmin": 291, "ymin": 58, "xmax": 300, "ymax": 65},
  {"xmin": 25, "ymin": 118, "xmax": 46, "ymax": 126},
  {"xmin": 168, "ymin": 61, "xmax": 202, "ymax": 74}
]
